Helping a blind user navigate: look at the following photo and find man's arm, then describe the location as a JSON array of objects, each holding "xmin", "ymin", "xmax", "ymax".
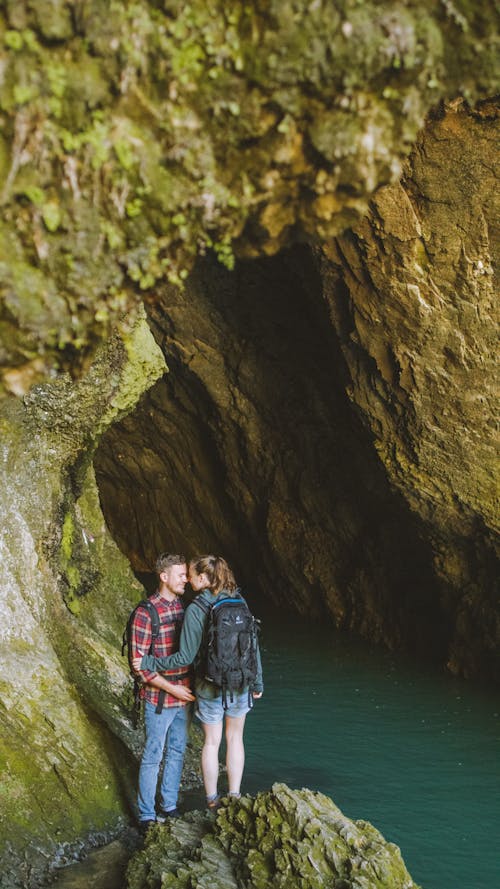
[{"xmin": 129, "ymin": 605, "xmax": 194, "ymax": 702}]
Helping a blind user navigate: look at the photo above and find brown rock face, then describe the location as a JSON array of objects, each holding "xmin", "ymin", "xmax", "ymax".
[
  {"xmin": 95, "ymin": 103, "xmax": 499, "ymax": 681},
  {"xmin": 321, "ymin": 101, "xmax": 499, "ymax": 679},
  {"xmin": 96, "ymin": 246, "xmax": 444, "ymax": 658}
]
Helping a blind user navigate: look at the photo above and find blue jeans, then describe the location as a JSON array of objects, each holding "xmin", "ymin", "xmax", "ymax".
[{"xmin": 137, "ymin": 702, "xmax": 190, "ymax": 821}]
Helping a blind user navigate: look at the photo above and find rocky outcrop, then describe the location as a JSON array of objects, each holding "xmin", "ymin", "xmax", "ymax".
[
  {"xmin": 126, "ymin": 783, "xmax": 420, "ymax": 889},
  {"xmin": 0, "ymin": 2, "xmax": 498, "ymax": 396},
  {"xmin": 0, "ymin": 312, "xmax": 166, "ymax": 887}
]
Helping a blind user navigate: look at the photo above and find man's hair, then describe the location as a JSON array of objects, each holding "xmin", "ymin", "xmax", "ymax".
[{"xmin": 155, "ymin": 553, "xmax": 186, "ymax": 576}]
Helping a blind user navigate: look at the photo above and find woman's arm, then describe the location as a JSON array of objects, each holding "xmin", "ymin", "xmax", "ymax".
[
  {"xmin": 252, "ymin": 642, "xmax": 264, "ymax": 695},
  {"xmin": 133, "ymin": 601, "xmax": 205, "ymax": 672},
  {"xmin": 147, "ymin": 674, "xmax": 195, "ymax": 702}
]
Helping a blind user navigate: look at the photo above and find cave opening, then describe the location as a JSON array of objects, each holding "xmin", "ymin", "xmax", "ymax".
[{"xmin": 94, "ymin": 244, "xmax": 448, "ymax": 661}]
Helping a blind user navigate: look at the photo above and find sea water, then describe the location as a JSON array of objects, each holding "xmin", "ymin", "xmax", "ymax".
[
  {"xmin": 50, "ymin": 605, "xmax": 499, "ymax": 889},
  {"xmin": 243, "ymin": 609, "xmax": 500, "ymax": 889}
]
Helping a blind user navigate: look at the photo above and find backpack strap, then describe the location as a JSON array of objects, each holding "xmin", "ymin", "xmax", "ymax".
[
  {"xmin": 192, "ymin": 596, "xmax": 211, "ymax": 615},
  {"xmin": 126, "ymin": 599, "xmax": 165, "ymax": 715},
  {"xmin": 142, "ymin": 600, "xmax": 161, "ymax": 650},
  {"xmin": 123, "ymin": 598, "xmax": 161, "ymax": 654},
  {"xmin": 191, "ymin": 596, "xmax": 212, "ymax": 677},
  {"xmin": 156, "ymin": 689, "xmax": 166, "ymax": 714},
  {"xmin": 141, "ymin": 600, "xmax": 165, "ymax": 714}
]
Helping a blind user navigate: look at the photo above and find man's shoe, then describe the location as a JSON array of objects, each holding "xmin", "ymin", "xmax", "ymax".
[
  {"xmin": 139, "ymin": 819, "xmax": 155, "ymax": 835},
  {"xmin": 156, "ymin": 807, "xmax": 181, "ymax": 822}
]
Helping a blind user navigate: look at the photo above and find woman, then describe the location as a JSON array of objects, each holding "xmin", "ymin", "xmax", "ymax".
[{"xmin": 133, "ymin": 555, "xmax": 263, "ymax": 810}]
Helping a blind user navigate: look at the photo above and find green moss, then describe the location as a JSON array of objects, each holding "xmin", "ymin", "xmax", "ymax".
[
  {"xmin": 103, "ymin": 309, "xmax": 166, "ymax": 423},
  {"xmin": 0, "ymin": 0, "xmax": 496, "ymax": 387},
  {"xmin": 41, "ymin": 199, "xmax": 62, "ymax": 232},
  {"xmin": 0, "ymin": 656, "xmax": 128, "ymax": 880},
  {"xmin": 126, "ymin": 785, "xmax": 420, "ymax": 889},
  {"xmin": 4, "ymin": 30, "xmax": 23, "ymax": 50},
  {"xmin": 61, "ymin": 512, "xmax": 74, "ymax": 562},
  {"xmin": 60, "ymin": 511, "xmax": 83, "ymax": 611}
]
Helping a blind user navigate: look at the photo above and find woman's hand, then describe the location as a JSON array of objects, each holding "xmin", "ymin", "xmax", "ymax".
[
  {"xmin": 252, "ymin": 691, "xmax": 263, "ymax": 699},
  {"xmin": 170, "ymin": 685, "xmax": 196, "ymax": 703},
  {"xmin": 132, "ymin": 656, "xmax": 143, "ymax": 671}
]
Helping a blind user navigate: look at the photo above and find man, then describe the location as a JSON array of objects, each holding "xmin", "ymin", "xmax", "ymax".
[{"xmin": 130, "ymin": 552, "xmax": 195, "ymax": 832}]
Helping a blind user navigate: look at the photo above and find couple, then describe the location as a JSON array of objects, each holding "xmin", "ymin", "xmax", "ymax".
[{"xmin": 130, "ymin": 552, "xmax": 263, "ymax": 831}]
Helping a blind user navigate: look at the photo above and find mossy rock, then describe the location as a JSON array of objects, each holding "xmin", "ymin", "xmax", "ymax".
[
  {"xmin": 126, "ymin": 783, "xmax": 420, "ymax": 889},
  {"xmin": 1, "ymin": 1, "xmax": 498, "ymax": 395}
]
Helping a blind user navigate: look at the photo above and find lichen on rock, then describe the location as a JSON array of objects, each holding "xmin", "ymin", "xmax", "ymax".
[
  {"xmin": 1, "ymin": 1, "xmax": 498, "ymax": 393},
  {"xmin": 0, "ymin": 311, "xmax": 166, "ymax": 886},
  {"xmin": 126, "ymin": 783, "xmax": 420, "ymax": 889}
]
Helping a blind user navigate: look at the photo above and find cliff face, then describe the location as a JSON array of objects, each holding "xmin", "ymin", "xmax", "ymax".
[
  {"xmin": 0, "ymin": 1, "xmax": 498, "ymax": 885},
  {"xmin": 321, "ymin": 101, "xmax": 499, "ymax": 677},
  {"xmin": 0, "ymin": 313, "xmax": 166, "ymax": 886},
  {"xmin": 96, "ymin": 104, "xmax": 498, "ymax": 680}
]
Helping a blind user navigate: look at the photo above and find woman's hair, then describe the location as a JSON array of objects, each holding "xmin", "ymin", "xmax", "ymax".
[{"xmin": 189, "ymin": 555, "xmax": 237, "ymax": 593}]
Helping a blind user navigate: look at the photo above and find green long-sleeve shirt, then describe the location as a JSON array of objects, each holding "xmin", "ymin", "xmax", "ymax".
[{"xmin": 140, "ymin": 589, "xmax": 264, "ymax": 699}]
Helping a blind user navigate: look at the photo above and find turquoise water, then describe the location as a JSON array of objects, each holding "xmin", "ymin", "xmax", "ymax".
[{"xmin": 242, "ymin": 610, "xmax": 500, "ymax": 889}]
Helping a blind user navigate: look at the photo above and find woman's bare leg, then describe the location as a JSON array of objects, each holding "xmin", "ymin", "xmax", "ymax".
[
  {"xmin": 201, "ymin": 720, "xmax": 223, "ymax": 799},
  {"xmin": 225, "ymin": 714, "xmax": 246, "ymax": 794}
]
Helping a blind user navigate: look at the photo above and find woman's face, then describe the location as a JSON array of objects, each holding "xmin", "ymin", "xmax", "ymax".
[{"xmin": 188, "ymin": 567, "xmax": 210, "ymax": 592}]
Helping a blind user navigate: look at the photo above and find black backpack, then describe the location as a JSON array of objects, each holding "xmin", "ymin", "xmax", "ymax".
[
  {"xmin": 122, "ymin": 599, "xmax": 163, "ymax": 726},
  {"xmin": 193, "ymin": 590, "xmax": 260, "ymax": 709}
]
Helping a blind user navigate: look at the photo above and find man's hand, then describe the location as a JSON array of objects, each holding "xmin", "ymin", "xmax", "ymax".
[
  {"xmin": 132, "ymin": 656, "xmax": 142, "ymax": 671},
  {"xmin": 252, "ymin": 692, "xmax": 263, "ymax": 699}
]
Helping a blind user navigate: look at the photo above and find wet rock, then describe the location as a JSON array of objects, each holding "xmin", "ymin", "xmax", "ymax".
[
  {"xmin": 126, "ymin": 783, "xmax": 420, "ymax": 889},
  {"xmin": 0, "ymin": 312, "xmax": 166, "ymax": 887}
]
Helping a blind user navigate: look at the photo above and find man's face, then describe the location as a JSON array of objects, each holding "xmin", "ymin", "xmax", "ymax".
[{"xmin": 161, "ymin": 563, "xmax": 187, "ymax": 596}]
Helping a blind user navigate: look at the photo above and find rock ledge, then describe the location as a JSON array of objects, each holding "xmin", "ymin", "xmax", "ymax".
[{"xmin": 127, "ymin": 782, "xmax": 420, "ymax": 889}]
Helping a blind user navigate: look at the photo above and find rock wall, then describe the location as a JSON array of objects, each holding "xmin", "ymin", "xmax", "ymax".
[
  {"xmin": 0, "ymin": 313, "xmax": 166, "ymax": 887},
  {"xmin": 320, "ymin": 100, "xmax": 499, "ymax": 678},
  {"xmin": 95, "ymin": 104, "xmax": 498, "ymax": 682}
]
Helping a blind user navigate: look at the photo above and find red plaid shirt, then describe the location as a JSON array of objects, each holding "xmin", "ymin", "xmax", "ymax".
[{"xmin": 130, "ymin": 592, "xmax": 191, "ymax": 708}]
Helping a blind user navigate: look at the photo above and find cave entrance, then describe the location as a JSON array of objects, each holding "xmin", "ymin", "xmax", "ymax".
[{"xmin": 94, "ymin": 245, "xmax": 444, "ymax": 656}]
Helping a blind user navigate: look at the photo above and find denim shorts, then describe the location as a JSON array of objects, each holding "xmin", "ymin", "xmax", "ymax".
[{"xmin": 196, "ymin": 688, "xmax": 252, "ymax": 724}]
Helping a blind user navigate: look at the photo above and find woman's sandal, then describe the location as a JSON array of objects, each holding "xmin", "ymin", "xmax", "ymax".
[{"xmin": 206, "ymin": 795, "xmax": 221, "ymax": 812}]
